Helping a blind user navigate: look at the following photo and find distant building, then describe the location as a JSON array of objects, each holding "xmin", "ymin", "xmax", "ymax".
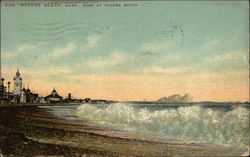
[
  {"xmin": 45, "ymin": 89, "xmax": 63, "ymax": 103},
  {"xmin": 20, "ymin": 88, "xmax": 39, "ymax": 103},
  {"xmin": 31, "ymin": 93, "xmax": 39, "ymax": 103},
  {"xmin": 0, "ymin": 78, "xmax": 14, "ymax": 102},
  {"xmin": 20, "ymin": 88, "xmax": 27, "ymax": 103},
  {"xmin": 38, "ymin": 97, "xmax": 47, "ymax": 103},
  {"xmin": 12, "ymin": 70, "xmax": 23, "ymax": 103},
  {"xmin": 62, "ymin": 93, "xmax": 72, "ymax": 103},
  {"xmin": 0, "ymin": 78, "xmax": 6, "ymax": 101},
  {"xmin": 84, "ymin": 98, "xmax": 91, "ymax": 103},
  {"xmin": 0, "ymin": 85, "xmax": 4, "ymax": 96},
  {"xmin": 1, "ymin": 70, "xmax": 67, "ymax": 104},
  {"xmin": 68, "ymin": 93, "xmax": 71, "ymax": 100},
  {"xmin": 13, "ymin": 70, "xmax": 22, "ymax": 95}
]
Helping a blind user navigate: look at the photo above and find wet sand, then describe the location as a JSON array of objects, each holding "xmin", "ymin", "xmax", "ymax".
[{"xmin": 0, "ymin": 106, "xmax": 248, "ymax": 156}]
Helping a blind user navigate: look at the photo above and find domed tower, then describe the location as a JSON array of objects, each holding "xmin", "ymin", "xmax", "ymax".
[{"xmin": 13, "ymin": 70, "xmax": 22, "ymax": 95}]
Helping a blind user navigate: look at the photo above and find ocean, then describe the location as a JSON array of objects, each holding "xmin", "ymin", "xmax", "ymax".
[{"xmin": 40, "ymin": 102, "xmax": 249, "ymax": 146}]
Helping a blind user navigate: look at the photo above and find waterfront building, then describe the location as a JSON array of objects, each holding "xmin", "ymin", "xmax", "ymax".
[
  {"xmin": 0, "ymin": 79, "xmax": 13, "ymax": 102},
  {"xmin": 20, "ymin": 88, "xmax": 27, "ymax": 103},
  {"xmin": 1, "ymin": 70, "xmax": 64, "ymax": 104},
  {"xmin": 11, "ymin": 70, "xmax": 38, "ymax": 103},
  {"xmin": 12, "ymin": 70, "xmax": 23, "ymax": 102},
  {"xmin": 0, "ymin": 78, "xmax": 6, "ymax": 101},
  {"xmin": 13, "ymin": 70, "xmax": 22, "ymax": 95},
  {"xmin": 20, "ymin": 87, "xmax": 39, "ymax": 103},
  {"xmin": 38, "ymin": 97, "xmax": 47, "ymax": 103},
  {"xmin": 45, "ymin": 89, "xmax": 63, "ymax": 103}
]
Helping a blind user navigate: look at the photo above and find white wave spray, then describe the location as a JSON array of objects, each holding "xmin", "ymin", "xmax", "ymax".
[{"xmin": 76, "ymin": 103, "xmax": 249, "ymax": 145}]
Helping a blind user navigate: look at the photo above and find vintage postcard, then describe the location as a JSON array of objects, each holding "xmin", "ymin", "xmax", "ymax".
[{"xmin": 0, "ymin": 0, "xmax": 249, "ymax": 156}]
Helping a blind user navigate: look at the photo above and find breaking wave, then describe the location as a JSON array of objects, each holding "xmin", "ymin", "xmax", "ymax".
[{"xmin": 76, "ymin": 103, "xmax": 249, "ymax": 146}]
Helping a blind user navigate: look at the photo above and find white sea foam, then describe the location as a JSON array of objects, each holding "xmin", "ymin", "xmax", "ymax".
[{"xmin": 76, "ymin": 103, "xmax": 249, "ymax": 145}]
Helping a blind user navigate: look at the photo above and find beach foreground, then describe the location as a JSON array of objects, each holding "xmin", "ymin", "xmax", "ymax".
[{"xmin": 0, "ymin": 106, "xmax": 248, "ymax": 156}]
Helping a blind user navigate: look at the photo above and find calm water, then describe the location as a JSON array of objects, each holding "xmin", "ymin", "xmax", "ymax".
[{"xmin": 41, "ymin": 102, "xmax": 250, "ymax": 146}]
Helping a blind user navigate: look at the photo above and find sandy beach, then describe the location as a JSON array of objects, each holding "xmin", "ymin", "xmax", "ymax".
[{"xmin": 0, "ymin": 105, "xmax": 248, "ymax": 156}]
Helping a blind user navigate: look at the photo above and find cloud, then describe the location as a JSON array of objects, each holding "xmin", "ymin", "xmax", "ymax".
[
  {"xmin": 87, "ymin": 52, "xmax": 125, "ymax": 68},
  {"xmin": 139, "ymin": 42, "xmax": 175, "ymax": 55},
  {"xmin": 2, "ymin": 66, "xmax": 72, "ymax": 80},
  {"xmin": 49, "ymin": 42, "xmax": 75, "ymax": 58},
  {"xmin": 206, "ymin": 51, "xmax": 249, "ymax": 63},
  {"xmin": 69, "ymin": 74, "xmax": 154, "ymax": 82},
  {"xmin": 81, "ymin": 34, "xmax": 102, "ymax": 51},
  {"xmin": 35, "ymin": 67, "xmax": 72, "ymax": 75},
  {"xmin": 47, "ymin": 34, "xmax": 102, "ymax": 59},
  {"xmin": 199, "ymin": 39, "xmax": 220, "ymax": 52},
  {"xmin": 2, "ymin": 44, "xmax": 36, "ymax": 59},
  {"xmin": 141, "ymin": 66, "xmax": 187, "ymax": 74}
]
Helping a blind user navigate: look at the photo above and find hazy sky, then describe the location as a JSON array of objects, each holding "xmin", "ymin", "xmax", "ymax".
[{"xmin": 1, "ymin": 1, "xmax": 249, "ymax": 101}]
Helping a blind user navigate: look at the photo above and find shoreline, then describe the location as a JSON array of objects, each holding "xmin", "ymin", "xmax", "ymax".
[
  {"xmin": 0, "ymin": 106, "xmax": 248, "ymax": 156},
  {"xmin": 0, "ymin": 102, "xmax": 79, "ymax": 107},
  {"xmin": 0, "ymin": 101, "xmax": 249, "ymax": 108}
]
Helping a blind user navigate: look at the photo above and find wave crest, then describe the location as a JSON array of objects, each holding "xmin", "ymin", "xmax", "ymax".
[{"xmin": 76, "ymin": 103, "xmax": 249, "ymax": 145}]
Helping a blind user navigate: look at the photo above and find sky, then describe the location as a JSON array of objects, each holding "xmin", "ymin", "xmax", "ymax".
[{"xmin": 1, "ymin": 1, "xmax": 249, "ymax": 101}]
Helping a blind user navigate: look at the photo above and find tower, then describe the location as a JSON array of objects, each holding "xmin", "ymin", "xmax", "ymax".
[
  {"xmin": 7, "ymin": 81, "xmax": 10, "ymax": 93},
  {"xmin": 13, "ymin": 70, "xmax": 22, "ymax": 95}
]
